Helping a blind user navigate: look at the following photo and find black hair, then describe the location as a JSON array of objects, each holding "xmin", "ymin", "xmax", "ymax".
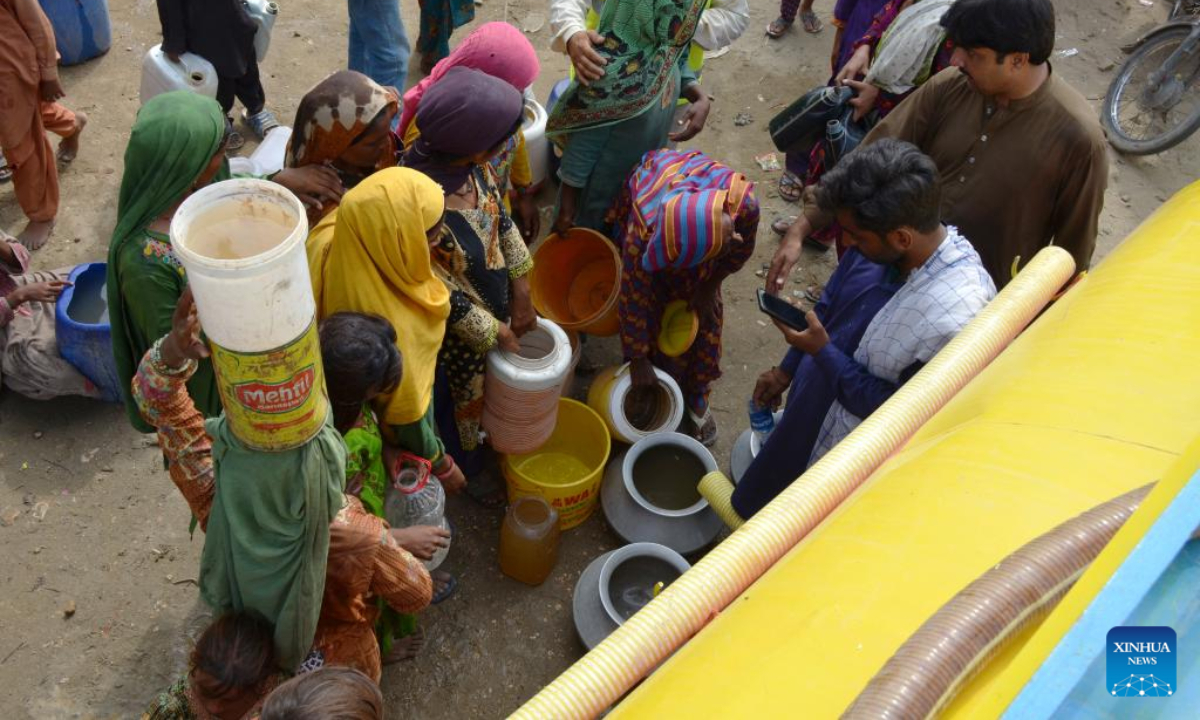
[
  {"xmin": 815, "ymin": 139, "xmax": 942, "ymax": 237},
  {"xmin": 319, "ymin": 313, "xmax": 403, "ymax": 434},
  {"xmin": 188, "ymin": 613, "xmax": 277, "ymax": 705},
  {"xmin": 940, "ymin": 0, "xmax": 1056, "ymax": 65},
  {"xmin": 259, "ymin": 667, "xmax": 383, "ymax": 720}
]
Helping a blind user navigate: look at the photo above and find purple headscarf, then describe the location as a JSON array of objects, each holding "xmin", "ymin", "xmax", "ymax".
[{"xmin": 401, "ymin": 67, "xmax": 525, "ymax": 194}]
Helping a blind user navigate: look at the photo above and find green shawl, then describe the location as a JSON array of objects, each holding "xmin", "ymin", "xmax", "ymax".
[
  {"xmin": 200, "ymin": 415, "xmax": 348, "ymax": 671},
  {"xmin": 545, "ymin": 0, "xmax": 706, "ymax": 141},
  {"xmin": 106, "ymin": 92, "xmax": 230, "ymax": 432}
]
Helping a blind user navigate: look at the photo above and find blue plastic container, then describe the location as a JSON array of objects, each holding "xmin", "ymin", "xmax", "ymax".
[
  {"xmin": 38, "ymin": 0, "xmax": 112, "ymax": 66},
  {"xmin": 55, "ymin": 262, "xmax": 121, "ymax": 402}
]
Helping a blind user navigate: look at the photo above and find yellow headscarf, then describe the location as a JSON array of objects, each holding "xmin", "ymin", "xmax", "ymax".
[{"xmin": 307, "ymin": 168, "xmax": 450, "ymax": 425}]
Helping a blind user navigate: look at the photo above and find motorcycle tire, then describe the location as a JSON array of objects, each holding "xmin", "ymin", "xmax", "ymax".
[{"xmin": 1102, "ymin": 26, "xmax": 1200, "ymax": 155}]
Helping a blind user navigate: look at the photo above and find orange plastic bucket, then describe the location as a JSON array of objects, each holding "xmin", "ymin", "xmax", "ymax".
[{"xmin": 530, "ymin": 228, "xmax": 621, "ymax": 336}]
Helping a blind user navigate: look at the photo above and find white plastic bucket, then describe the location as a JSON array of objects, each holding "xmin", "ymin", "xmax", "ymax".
[
  {"xmin": 586, "ymin": 363, "xmax": 685, "ymax": 444},
  {"xmin": 170, "ymin": 179, "xmax": 329, "ymax": 451},
  {"xmin": 522, "ymin": 90, "xmax": 549, "ymax": 190},
  {"xmin": 482, "ymin": 318, "xmax": 573, "ymax": 454},
  {"xmin": 139, "ymin": 45, "xmax": 218, "ymax": 105}
]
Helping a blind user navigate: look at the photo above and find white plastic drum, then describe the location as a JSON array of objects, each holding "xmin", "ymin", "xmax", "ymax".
[
  {"xmin": 170, "ymin": 179, "xmax": 328, "ymax": 451},
  {"xmin": 482, "ymin": 318, "xmax": 573, "ymax": 454},
  {"xmin": 588, "ymin": 364, "xmax": 686, "ymax": 445}
]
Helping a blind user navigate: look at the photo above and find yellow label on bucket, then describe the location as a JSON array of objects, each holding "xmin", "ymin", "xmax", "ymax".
[{"xmin": 209, "ymin": 318, "xmax": 329, "ymax": 452}]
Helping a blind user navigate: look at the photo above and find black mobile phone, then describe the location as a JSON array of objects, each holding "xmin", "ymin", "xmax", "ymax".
[{"xmin": 757, "ymin": 288, "xmax": 810, "ymax": 331}]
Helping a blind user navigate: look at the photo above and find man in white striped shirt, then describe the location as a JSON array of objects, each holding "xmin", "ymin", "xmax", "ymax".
[{"xmin": 770, "ymin": 139, "xmax": 995, "ymax": 467}]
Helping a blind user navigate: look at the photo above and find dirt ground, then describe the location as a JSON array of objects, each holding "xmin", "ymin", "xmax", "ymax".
[{"xmin": 0, "ymin": 0, "xmax": 1195, "ymax": 717}]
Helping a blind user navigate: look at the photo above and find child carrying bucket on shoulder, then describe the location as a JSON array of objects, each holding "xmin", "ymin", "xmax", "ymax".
[{"xmin": 318, "ymin": 312, "xmax": 458, "ymax": 662}]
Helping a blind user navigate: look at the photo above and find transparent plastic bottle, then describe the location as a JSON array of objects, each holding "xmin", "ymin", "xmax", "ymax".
[
  {"xmin": 748, "ymin": 398, "xmax": 776, "ymax": 446},
  {"xmin": 384, "ymin": 456, "xmax": 450, "ymax": 571},
  {"xmin": 499, "ymin": 496, "xmax": 561, "ymax": 586}
]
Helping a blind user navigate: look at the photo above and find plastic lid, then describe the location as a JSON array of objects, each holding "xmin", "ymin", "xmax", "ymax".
[{"xmin": 657, "ymin": 300, "xmax": 699, "ymax": 358}]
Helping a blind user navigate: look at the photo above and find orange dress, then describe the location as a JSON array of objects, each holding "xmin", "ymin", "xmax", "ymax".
[{"xmin": 132, "ymin": 348, "xmax": 433, "ymax": 682}]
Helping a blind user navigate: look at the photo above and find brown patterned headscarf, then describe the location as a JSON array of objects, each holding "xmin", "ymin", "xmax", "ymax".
[{"xmin": 286, "ymin": 71, "xmax": 399, "ymax": 171}]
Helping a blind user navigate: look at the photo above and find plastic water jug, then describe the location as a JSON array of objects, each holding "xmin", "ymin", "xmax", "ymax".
[
  {"xmin": 170, "ymin": 179, "xmax": 329, "ymax": 452},
  {"xmin": 748, "ymin": 399, "xmax": 776, "ymax": 445},
  {"xmin": 521, "ymin": 88, "xmax": 549, "ymax": 190},
  {"xmin": 243, "ymin": 0, "xmax": 279, "ymax": 62},
  {"xmin": 55, "ymin": 263, "xmax": 121, "ymax": 402},
  {"xmin": 499, "ymin": 496, "xmax": 560, "ymax": 586},
  {"xmin": 384, "ymin": 453, "xmax": 451, "ymax": 571},
  {"xmin": 139, "ymin": 45, "xmax": 218, "ymax": 105},
  {"xmin": 38, "ymin": 0, "xmax": 112, "ymax": 65},
  {"xmin": 228, "ymin": 127, "xmax": 292, "ymax": 177}
]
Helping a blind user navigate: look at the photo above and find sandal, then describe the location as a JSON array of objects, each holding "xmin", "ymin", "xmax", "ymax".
[
  {"xmin": 685, "ymin": 408, "xmax": 718, "ymax": 448},
  {"xmin": 431, "ymin": 570, "xmax": 458, "ymax": 604},
  {"xmin": 243, "ymin": 109, "xmax": 279, "ymax": 140},
  {"xmin": 801, "ymin": 11, "xmax": 824, "ymax": 34},
  {"xmin": 772, "ymin": 216, "xmax": 797, "ymax": 236},
  {"xmin": 224, "ymin": 129, "xmax": 246, "ymax": 153},
  {"xmin": 766, "ymin": 17, "xmax": 793, "ymax": 39},
  {"xmin": 778, "ymin": 172, "xmax": 803, "ymax": 203}
]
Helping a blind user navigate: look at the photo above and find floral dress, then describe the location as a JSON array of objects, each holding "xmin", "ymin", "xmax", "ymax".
[{"xmin": 430, "ymin": 164, "xmax": 533, "ymax": 453}]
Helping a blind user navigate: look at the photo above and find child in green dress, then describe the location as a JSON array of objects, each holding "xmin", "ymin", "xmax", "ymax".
[{"xmin": 320, "ymin": 312, "xmax": 454, "ymax": 661}]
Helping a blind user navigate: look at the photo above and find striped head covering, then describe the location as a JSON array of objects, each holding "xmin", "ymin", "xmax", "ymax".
[{"xmin": 631, "ymin": 150, "xmax": 753, "ymax": 272}]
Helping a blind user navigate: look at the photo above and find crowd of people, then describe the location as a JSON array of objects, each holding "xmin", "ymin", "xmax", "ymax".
[{"xmin": 0, "ymin": 0, "xmax": 1108, "ymax": 716}]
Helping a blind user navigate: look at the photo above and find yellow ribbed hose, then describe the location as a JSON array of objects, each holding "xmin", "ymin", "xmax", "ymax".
[
  {"xmin": 511, "ymin": 247, "xmax": 1076, "ymax": 720},
  {"xmin": 842, "ymin": 484, "xmax": 1151, "ymax": 720},
  {"xmin": 698, "ymin": 471, "xmax": 743, "ymax": 530}
]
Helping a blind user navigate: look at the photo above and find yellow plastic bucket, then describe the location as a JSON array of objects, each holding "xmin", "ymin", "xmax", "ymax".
[{"xmin": 502, "ymin": 398, "xmax": 611, "ymax": 530}]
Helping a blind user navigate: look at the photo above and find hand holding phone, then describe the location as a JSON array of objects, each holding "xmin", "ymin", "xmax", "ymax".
[{"xmin": 757, "ymin": 289, "xmax": 809, "ymax": 331}]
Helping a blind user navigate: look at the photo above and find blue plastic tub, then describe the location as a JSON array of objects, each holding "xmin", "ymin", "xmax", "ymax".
[
  {"xmin": 55, "ymin": 263, "xmax": 121, "ymax": 402},
  {"xmin": 38, "ymin": 0, "xmax": 112, "ymax": 66}
]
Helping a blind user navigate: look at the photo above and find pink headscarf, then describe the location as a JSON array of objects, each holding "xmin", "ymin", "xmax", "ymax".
[{"xmin": 398, "ymin": 22, "xmax": 540, "ymax": 139}]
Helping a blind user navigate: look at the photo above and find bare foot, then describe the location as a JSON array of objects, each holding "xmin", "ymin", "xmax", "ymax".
[
  {"xmin": 57, "ymin": 111, "xmax": 87, "ymax": 164},
  {"xmin": 17, "ymin": 220, "xmax": 54, "ymax": 250},
  {"xmin": 382, "ymin": 627, "xmax": 426, "ymax": 664}
]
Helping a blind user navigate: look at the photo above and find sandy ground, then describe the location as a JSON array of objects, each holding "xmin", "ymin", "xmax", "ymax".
[{"xmin": 0, "ymin": 0, "xmax": 1195, "ymax": 717}]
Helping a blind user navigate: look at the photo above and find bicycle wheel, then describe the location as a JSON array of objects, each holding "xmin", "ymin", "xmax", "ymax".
[{"xmin": 1102, "ymin": 26, "xmax": 1200, "ymax": 155}]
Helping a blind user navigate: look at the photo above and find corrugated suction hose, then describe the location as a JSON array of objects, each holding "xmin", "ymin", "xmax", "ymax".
[
  {"xmin": 843, "ymin": 484, "xmax": 1152, "ymax": 720},
  {"xmin": 511, "ymin": 247, "xmax": 1075, "ymax": 720}
]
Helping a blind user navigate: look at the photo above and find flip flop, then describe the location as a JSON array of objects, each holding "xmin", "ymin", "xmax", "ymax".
[
  {"xmin": 431, "ymin": 570, "xmax": 458, "ymax": 605},
  {"xmin": 766, "ymin": 17, "xmax": 793, "ymax": 39},
  {"xmin": 778, "ymin": 171, "xmax": 803, "ymax": 203},
  {"xmin": 801, "ymin": 11, "xmax": 824, "ymax": 34}
]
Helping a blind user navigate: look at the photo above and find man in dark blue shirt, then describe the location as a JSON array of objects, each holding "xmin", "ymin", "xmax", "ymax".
[{"xmin": 731, "ymin": 250, "xmax": 902, "ymax": 519}]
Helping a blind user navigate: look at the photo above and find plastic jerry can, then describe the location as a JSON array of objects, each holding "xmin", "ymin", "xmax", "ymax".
[
  {"xmin": 243, "ymin": 0, "xmax": 279, "ymax": 62},
  {"xmin": 139, "ymin": 45, "xmax": 219, "ymax": 105}
]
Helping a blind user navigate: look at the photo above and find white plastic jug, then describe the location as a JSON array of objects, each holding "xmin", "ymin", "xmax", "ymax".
[
  {"xmin": 243, "ymin": 0, "xmax": 279, "ymax": 62},
  {"xmin": 139, "ymin": 45, "xmax": 218, "ymax": 105},
  {"xmin": 228, "ymin": 126, "xmax": 293, "ymax": 177},
  {"xmin": 385, "ymin": 458, "xmax": 451, "ymax": 571}
]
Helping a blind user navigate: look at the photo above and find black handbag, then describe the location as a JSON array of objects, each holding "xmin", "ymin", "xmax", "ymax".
[{"xmin": 768, "ymin": 85, "xmax": 854, "ymax": 154}]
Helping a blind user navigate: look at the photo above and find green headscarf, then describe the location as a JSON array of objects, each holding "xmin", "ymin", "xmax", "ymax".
[
  {"xmin": 200, "ymin": 415, "xmax": 348, "ymax": 671},
  {"xmin": 545, "ymin": 0, "xmax": 706, "ymax": 142},
  {"xmin": 106, "ymin": 91, "xmax": 230, "ymax": 432}
]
